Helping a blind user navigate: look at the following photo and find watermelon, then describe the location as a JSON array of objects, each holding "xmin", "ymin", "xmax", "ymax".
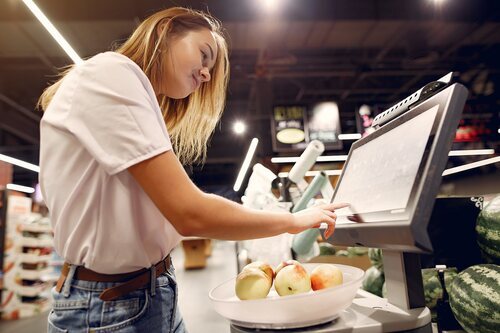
[
  {"xmin": 368, "ymin": 248, "xmax": 383, "ymax": 269},
  {"xmin": 362, "ymin": 266, "xmax": 385, "ymax": 297},
  {"xmin": 421, "ymin": 268, "xmax": 458, "ymax": 310},
  {"xmin": 422, "ymin": 269, "xmax": 443, "ymax": 309},
  {"xmin": 449, "ymin": 264, "xmax": 500, "ymax": 333},
  {"xmin": 476, "ymin": 195, "xmax": 500, "ymax": 264}
]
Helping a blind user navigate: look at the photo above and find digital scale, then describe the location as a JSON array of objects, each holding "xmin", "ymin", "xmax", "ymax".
[{"xmin": 218, "ymin": 74, "xmax": 469, "ymax": 333}]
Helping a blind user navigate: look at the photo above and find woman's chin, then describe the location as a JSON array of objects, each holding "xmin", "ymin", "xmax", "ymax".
[{"xmin": 164, "ymin": 90, "xmax": 192, "ymax": 100}]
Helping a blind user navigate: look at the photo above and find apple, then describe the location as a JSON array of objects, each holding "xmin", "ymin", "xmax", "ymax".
[
  {"xmin": 274, "ymin": 263, "xmax": 311, "ymax": 296},
  {"xmin": 235, "ymin": 268, "xmax": 272, "ymax": 300},
  {"xmin": 243, "ymin": 261, "xmax": 274, "ymax": 282},
  {"xmin": 310, "ymin": 264, "xmax": 343, "ymax": 291},
  {"xmin": 275, "ymin": 260, "xmax": 301, "ymax": 275}
]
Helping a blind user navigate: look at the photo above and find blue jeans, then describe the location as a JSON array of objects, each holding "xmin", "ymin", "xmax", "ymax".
[{"xmin": 48, "ymin": 263, "xmax": 187, "ymax": 333}]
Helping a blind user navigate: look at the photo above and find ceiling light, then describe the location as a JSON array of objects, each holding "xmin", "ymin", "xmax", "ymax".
[
  {"xmin": 278, "ymin": 170, "xmax": 342, "ymax": 178},
  {"xmin": 233, "ymin": 121, "xmax": 246, "ymax": 135},
  {"xmin": 448, "ymin": 149, "xmax": 495, "ymax": 157},
  {"xmin": 271, "ymin": 149, "xmax": 495, "ymax": 164},
  {"xmin": 260, "ymin": 0, "xmax": 280, "ymax": 12},
  {"xmin": 0, "ymin": 153, "xmax": 40, "ymax": 172},
  {"xmin": 22, "ymin": 0, "xmax": 83, "ymax": 64},
  {"xmin": 233, "ymin": 138, "xmax": 259, "ymax": 192},
  {"xmin": 338, "ymin": 134, "xmax": 362, "ymax": 140},
  {"xmin": 442, "ymin": 156, "xmax": 500, "ymax": 176},
  {"xmin": 6, "ymin": 184, "xmax": 35, "ymax": 194},
  {"xmin": 271, "ymin": 155, "xmax": 348, "ymax": 163}
]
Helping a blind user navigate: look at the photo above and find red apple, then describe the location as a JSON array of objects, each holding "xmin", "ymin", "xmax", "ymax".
[{"xmin": 310, "ymin": 264, "xmax": 343, "ymax": 291}]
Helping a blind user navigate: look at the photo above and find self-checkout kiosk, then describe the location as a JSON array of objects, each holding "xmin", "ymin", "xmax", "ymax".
[{"xmin": 230, "ymin": 74, "xmax": 470, "ymax": 332}]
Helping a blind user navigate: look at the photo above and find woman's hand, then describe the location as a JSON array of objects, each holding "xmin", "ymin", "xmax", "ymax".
[{"xmin": 291, "ymin": 202, "xmax": 349, "ymax": 239}]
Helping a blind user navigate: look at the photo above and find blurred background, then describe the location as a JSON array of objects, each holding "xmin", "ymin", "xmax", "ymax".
[{"xmin": 0, "ymin": 0, "xmax": 498, "ymax": 196}]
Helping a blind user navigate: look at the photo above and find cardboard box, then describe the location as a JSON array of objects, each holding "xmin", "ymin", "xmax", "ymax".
[{"xmin": 181, "ymin": 238, "xmax": 212, "ymax": 269}]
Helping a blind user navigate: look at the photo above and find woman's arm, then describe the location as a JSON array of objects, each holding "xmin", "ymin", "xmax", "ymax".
[{"xmin": 128, "ymin": 150, "xmax": 346, "ymax": 240}]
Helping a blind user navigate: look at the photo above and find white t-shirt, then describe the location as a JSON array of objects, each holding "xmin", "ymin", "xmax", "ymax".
[{"xmin": 40, "ymin": 52, "xmax": 182, "ymax": 274}]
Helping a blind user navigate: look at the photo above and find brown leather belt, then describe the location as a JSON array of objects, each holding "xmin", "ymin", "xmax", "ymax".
[{"xmin": 55, "ymin": 255, "xmax": 172, "ymax": 301}]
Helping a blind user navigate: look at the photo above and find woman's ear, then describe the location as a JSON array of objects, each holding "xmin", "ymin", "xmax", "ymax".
[{"xmin": 156, "ymin": 22, "xmax": 166, "ymax": 39}]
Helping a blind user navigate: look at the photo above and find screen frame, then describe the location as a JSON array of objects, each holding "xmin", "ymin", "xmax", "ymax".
[{"xmin": 326, "ymin": 83, "xmax": 469, "ymax": 253}]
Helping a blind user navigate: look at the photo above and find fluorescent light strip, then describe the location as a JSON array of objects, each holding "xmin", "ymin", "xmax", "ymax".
[
  {"xmin": 271, "ymin": 155, "xmax": 348, "ymax": 163},
  {"xmin": 272, "ymin": 149, "xmax": 496, "ymax": 164},
  {"xmin": 442, "ymin": 156, "xmax": 500, "ymax": 176},
  {"xmin": 233, "ymin": 138, "xmax": 259, "ymax": 192},
  {"xmin": 22, "ymin": 0, "xmax": 83, "ymax": 64},
  {"xmin": 0, "ymin": 154, "xmax": 40, "ymax": 173},
  {"xmin": 448, "ymin": 149, "xmax": 495, "ymax": 156},
  {"xmin": 278, "ymin": 170, "xmax": 342, "ymax": 178},
  {"xmin": 6, "ymin": 184, "xmax": 35, "ymax": 194},
  {"xmin": 338, "ymin": 133, "xmax": 362, "ymax": 140}
]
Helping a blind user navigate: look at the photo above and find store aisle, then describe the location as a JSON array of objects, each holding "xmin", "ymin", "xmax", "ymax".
[
  {"xmin": 0, "ymin": 240, "xmax": 237, "ymax": 333},
  {"xmin": 172, "ymin": 240, "xmax": 237, "ymax": 333}
]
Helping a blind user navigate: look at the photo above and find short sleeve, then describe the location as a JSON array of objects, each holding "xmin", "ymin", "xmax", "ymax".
[{"xmin": 66, "ymin": 54, "xmax": 172, "ymax": 175}]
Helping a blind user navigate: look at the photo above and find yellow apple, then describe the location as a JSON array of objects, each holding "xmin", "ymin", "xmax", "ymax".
[
  {"xmin": 243, "ymin": 261, "xmax": 274, "ymax": 281},
  {"xmin": 274, "ymin": 263, "xmax": 311, "ymax": 296},
  {"xmin": 235, "ymin": 268, "xmax": 272, "ymax": 300},
  {"xmin": 310, "ymin": 264, "xmax": 343, "ymax": 291}
]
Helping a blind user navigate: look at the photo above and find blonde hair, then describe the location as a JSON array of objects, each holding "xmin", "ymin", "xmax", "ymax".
[{"xmin": 38, "ymin": 7, "xmax": 229, "ymax": 164}]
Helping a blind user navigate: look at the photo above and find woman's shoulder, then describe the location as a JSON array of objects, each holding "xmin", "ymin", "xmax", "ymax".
[{"xmin": 82, "ymin": 52, "xmax": 147, "ymax": 82}]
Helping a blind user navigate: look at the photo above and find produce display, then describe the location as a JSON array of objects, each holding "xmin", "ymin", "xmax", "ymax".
[
  {"xmin": 449, "ymin": 264, "xmax": 500, "ymax": 333},
  {"xmin": 421, "ymin": 268, "xmax": 457, "ymax": 310},
  {"xmin": 476, "ymin": 196, "xmax": 500, "ymax": 264},
  {"xmin": 368, "ymin": 248, "xmax": 383, "ymax": 269},
  {"xmin": 361, "ymin": 266, "xmax": 384, "ymax": 297},
  {"xmin": 318, "ymin": 242, "xmax": 336, "ymax": 255},
  {"xmin": 235, "ymin": 261, "xmax": 344, "ymax": 300}
]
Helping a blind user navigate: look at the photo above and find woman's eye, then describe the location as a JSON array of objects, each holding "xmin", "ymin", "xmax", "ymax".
[{"xmin": 201, "ymin": 51, "xmax": 208, "ymax": 61}]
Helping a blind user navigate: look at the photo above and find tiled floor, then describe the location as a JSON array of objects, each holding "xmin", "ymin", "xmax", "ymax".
[{"xmin": 0, "ymin": 240, "xmax": 237, "ymax": 333}]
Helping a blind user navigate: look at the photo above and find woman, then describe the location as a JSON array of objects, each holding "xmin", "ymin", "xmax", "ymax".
[{"xmin": 38, "ymin": 7, "xmax": 346, "ymax": 333}]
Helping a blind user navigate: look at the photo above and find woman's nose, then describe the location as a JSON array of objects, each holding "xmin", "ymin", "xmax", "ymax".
[{"xmin": 200, "ymin": 67, "xmax": 211, "ymax": 82}]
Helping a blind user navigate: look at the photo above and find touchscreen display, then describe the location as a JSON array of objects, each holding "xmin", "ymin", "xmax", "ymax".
[{"xmin": 333, "ymin": 105, "xmax": 439, "ymax": 223}]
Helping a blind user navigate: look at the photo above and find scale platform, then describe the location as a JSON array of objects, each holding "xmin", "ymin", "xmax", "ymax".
[{"xmin": 230, "ymin": 289, "xmax": 432, "ymax": 333}]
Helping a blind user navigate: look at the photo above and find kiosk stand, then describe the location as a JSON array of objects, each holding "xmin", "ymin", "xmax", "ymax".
[{"xmin": 230, "ymin": 75, "xmax": 469, "ymax": 333}]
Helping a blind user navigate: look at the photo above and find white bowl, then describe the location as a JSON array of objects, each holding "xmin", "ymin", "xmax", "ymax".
[{"xmin": 209, "ymin": 263, "xmax": 364, "ymax": 329}]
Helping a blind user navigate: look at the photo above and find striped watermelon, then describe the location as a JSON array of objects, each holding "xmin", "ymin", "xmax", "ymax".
[
  {"xmin": 476, "ymin": 196, "xmax": 500, "ymax": 264},
  {"xmin": 362, "ymin": 266, "xmax": 384, "ymax": 297},
  {"xmin": 368, "ymin": 248, "xmax": 383, "ymax": 269},
  {"xmin": 449, "ymin": 264, "xmax": 500, "ymax": 333}
]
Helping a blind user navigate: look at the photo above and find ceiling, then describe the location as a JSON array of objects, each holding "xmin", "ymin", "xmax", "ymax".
[{"xmin": 1, "ymin": 0, "xmax": 499, "ymax": 190}]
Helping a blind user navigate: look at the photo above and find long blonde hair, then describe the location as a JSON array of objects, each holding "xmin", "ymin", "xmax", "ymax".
[{"xmin": 38, "ymin": 7, "xmax": 229, "ymax": 164}]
